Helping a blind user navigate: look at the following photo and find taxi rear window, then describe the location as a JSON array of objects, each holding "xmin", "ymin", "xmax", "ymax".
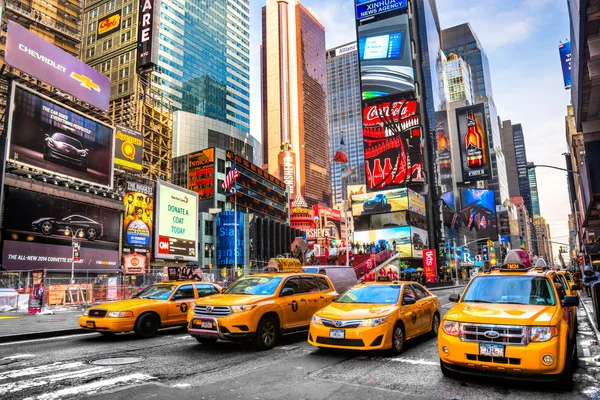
[{"xmin": 462, "ymin": 276, "xmax": 556, "ymax": 306}]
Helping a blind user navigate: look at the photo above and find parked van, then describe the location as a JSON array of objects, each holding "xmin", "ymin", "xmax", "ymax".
[{"xmin": 302, "ymin": 266, "xmax": 357, "ymax": 295}]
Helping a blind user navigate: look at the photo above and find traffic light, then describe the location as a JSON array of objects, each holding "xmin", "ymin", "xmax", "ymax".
[
  {"xmin": 487, "ymin": 240, "xmax": 493, "ymax": 247},
  {"xmin": 482, "ymin": 246, "xmax": 488, "ymax": 261}
]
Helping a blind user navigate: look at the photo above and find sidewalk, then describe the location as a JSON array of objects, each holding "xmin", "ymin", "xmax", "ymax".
[{"xmin": 0, "ymin": 310, "xmax": 84, "ymax": 343}]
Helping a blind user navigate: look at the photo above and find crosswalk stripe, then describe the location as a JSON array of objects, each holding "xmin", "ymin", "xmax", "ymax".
[
  {"xmin": 0, "ymin": 366, "xmax": 112, "ymax": 394},
  {"xmin": 0, "ymin": 362, "xmax": 83, "ymax": 380}
]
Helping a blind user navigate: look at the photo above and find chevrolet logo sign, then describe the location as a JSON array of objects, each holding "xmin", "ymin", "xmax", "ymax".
[{"xmin": 70, "ymin": 72, "xmax": 101, "ymax": 92}]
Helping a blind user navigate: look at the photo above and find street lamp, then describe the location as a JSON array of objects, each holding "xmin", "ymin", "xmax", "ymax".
[
  {"xmin": 64, "ymin": 227, "xmax": 84, "ymax": 285},
  {"xmin": 204, "ymin": 244, "xmax": 215, "ymax": 269},
  {"xmin": 527, "ymin": 164, "xmax": 578, "ymax": 175}
]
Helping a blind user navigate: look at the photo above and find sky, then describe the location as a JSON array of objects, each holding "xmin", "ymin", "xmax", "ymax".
[{"xmin": 248, "ymin": 0, "xmax": 573, "ymax": 263}]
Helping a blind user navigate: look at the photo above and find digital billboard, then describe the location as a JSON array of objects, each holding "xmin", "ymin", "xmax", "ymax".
[
  {"xmin": 362, "ymin": 99, "xmax": 423, "ymax": 191},
  {"xmin": 435, "ymin": 111, "xmax": 453, "ymax": 192},
  {"xmin": 155, "ymin": 180, "xmax": 198, "ymax": 261},
  {"xmin": 5, "ymin": 21, "xmax": 110, "ymax": 111},
  {"xmin": 559, "ymin": 41, "xmax": 572, "ymax": 90},
  {"xmin": 216, "ymin": 211, "xmax": 244, "ymax": 266},
  {"xmin": 353, "ymin": 226, "xmax": 428, "ymax": 258},
  {"xmin": 408, "ymin": 189, "xmax": 426, "ymax": 217},
  {"xmin": 355, "ymin": 0, "xmax": 407, "ymax": 20},
  {"xmin": 7, "ymin": 84, "xmax": 115, "ymax": 188},
  {"xmin": 137, "ymin": 0, "xmax": 161, "ymax": 70},
  {"xmin": 2, "ymin": 187, "xmax": 120, "ymax": 271},
  {"xmin": 97, "ymin": 10, "xmax": 122, "ymax": 40},
  {"xmin": 352, "ymin": 187, "xmax": 408, "ymax": 216},
  {"xmin": 188, "ymin": 148, "xmax": 215, "ymax": 200},
  {"xmin": 357, "ymin": 13, "xmax": 414, "ymax": 100},
  {"xmin": 123, "ymin": 252, "xmax": 148, "ymax": 275},
  {"xmin": 114, "ymin": 124, "xmax": 143, "ymax": 173},
  {"xmin": 455, "ymin": 104, "xmax": 492, "ymax": 182},
  {"xmin": 460, "ymin": 189, "xmax": 498, "ymax": 241},
  {"xmin": 123, "ymin": 181, "xmax": 153, "ymax": 249}
]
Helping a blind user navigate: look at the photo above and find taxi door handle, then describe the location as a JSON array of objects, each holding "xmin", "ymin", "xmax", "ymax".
[
  {"xmin": 301, "ymin": 298, "xmax": 307, "ymax": 302},
  {"xmin": 320, "ymin": 296, "xmax": 325, "ymax": 299}
]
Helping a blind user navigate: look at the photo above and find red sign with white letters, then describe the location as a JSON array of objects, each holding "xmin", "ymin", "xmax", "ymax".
[
  {"xmin": 158, "ymin": 236, "xmax": 170, "ymax": 254},
  {"xmin": 423, "ymin": 249, "xmax": 437, "ymax": 283}
]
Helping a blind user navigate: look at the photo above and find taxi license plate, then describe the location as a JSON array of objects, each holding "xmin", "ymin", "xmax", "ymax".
[
  {"xmin": 479, "ymin": 343, "xmax": 504, "ymax": 357},
  {"xmin": 86, "ymin": 321, "xmax": 95, "ymax": 328},
  {"xmin": 330, "ymin": 329, "xmax": 345, "ymax": 339},
  {"xmin": 201, "ymin": 320, "xmax": 213, "ymax": 329}
]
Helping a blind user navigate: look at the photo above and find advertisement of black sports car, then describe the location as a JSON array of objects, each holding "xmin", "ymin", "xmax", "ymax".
[
  {"xmin": 351, "ymin": 187, "xmax": 408, "ymax": 216},
  {"xmin": 1, "ymin": 187, "xmax": 120, "ymax": 271},
  {"xmin": 7, "ymin": 83, "xmax": 115, "ymax": 188}
]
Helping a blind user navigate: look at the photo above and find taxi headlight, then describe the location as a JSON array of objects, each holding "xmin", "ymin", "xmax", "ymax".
[
  {"xmin": 231, "ymin": 305, "xmax": 257, "ymax": 313},
  {"xmin": 360, "ymin": 316, "xmax": 389, "ymax": 327},
  {"xmin": 107, "ymin": 311, "xmax": 134, "ymax": 318},
  {"xmin": 529, "ymin": 326, "xmax": 556, "ymax": 342},
  {"xmin": 83, "ymin": 310, "xmax": 89, "ymax": 316},
  {"xmin": 312, "ymin": 315, "xmax": 323, "ymax": 325},
  {"xmin": 443, "ymin": 320, "xmax": 460, "ymax": 336}
]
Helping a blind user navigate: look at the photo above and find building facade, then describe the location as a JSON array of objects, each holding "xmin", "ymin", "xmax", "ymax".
[
  {"xmin": 261, "ymin": 0, "xmax": 330, "ymax": 207},
  {"xmin": 511, "ymin": 196, "xmax": 533, "ymax": 253},
  {"xmin": 326, "ymin": 42, "xmax": 363, "ymax": 205},
  {"xmin": 534, "ymin": 215, "xmax": 554, "ymax": 264},
  {"xmin": 528, "ymin": 162, "xmax": 541, "ymax": 216},
  {"xmin": 512, "ymin": 124, "xmax": 533, "ymax": 214}
]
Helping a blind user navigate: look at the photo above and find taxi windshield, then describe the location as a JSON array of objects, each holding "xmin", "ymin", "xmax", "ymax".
[
  {"xmin": 336, "ymin": 285, "xmax": 400, "ymax": 304},
  {"xmin": 224, "ymin": 276, "xmax": 283, "ymax": 295},
  {"xmin": 462, "ymin": 276, "xmax": 556, "ymax": 306},
  {"xmin": 133, "ymin": 284, "xmax": 177, "ymax": 300}
]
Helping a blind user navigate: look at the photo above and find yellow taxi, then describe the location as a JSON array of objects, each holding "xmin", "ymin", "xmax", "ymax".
[
  {"xmin": 308, "ymin": 279, "xmax": 441, "ymax": 354},
  {"xmin": 556, "ymin": 270, "xmax": 579, "ymax": 296},
  {"xmin": 438, "ymin": 250, "xmax": 579, "ymax": 389},
  {"xmin": 187, "ymin": 272, "xmax": 338, "ymax": 349},
  {"xmin": 79, "ymin": 281, "xmax": 222, "ymax": 338}
]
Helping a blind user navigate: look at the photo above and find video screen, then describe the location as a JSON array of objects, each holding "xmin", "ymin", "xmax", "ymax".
[{"xmin": 359, "ymin": 32, "xmax": 403, "ymax": 61}]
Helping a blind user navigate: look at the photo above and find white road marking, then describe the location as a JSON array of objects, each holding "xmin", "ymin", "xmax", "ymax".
[
  {"xmin": 0, "ymin": 362, "xmax": 83, "ymax": 380},
  {"xmin": 172, "ymin": 383, "xmax": 191, "ymax": 388},
  {"xmin": 441, "ymin": 303, "xmax": 454, "ymax": 308},
  {"xmin": 0, "ymin": 366, "xmax": 112, "ymax": 394},
  {"xmin": 0, "ymin": 354, "xmax": 35, "ymax": 360},
  {"xmin": 25, "ymin": 373, "xmax": 154, "ymax": 400},
  {"xmin": 387, "ymin": 357, "xmax": 438, "ymax": 366},
  {"xmin": 175, "ymin": 335, "xmax": 192, "ymax": 340},
  {"xmin": 0, "ymin": 333, "xmax": 97, "ymax": 346}
]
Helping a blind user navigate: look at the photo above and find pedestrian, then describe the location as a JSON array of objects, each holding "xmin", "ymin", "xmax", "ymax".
[
  {"xmin": 583, "ymin": 265, "xmax": 600, "ymax": 296},
  {"xmin": 392, "ymin": 240, "xmax": 397, "ymax": 254}
]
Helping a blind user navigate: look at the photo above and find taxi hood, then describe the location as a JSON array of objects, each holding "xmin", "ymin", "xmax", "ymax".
[
  {"xmin": 445, "ymin": 302, "xmax": 556, "ymax": 326},
  {"xmin": 317, "ymin": 302, "xmax": 397, "ymax": 320},
  {"xmin": 92, "ymin": 298, "xmax": 159, "ymax": 311},
  {"xmin": 194, "ymin": 294, "xmax": 267, "ymax": 306}
]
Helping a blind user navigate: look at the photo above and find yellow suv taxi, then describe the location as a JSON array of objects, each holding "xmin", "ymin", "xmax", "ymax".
[
  {"xmin": 308, "ymin": 279, "xmax": 440, "ymax": 353},
  {"xmin": 438, "ymin": 250, "xmax": 580, "ymax": 389},
  {"xmin": 187, "ymin": 273, "xmax": 338, "ymax": 349},
  {"xmin": 80, "ymin": 281, "xmax": 221, "ymax": 338}
]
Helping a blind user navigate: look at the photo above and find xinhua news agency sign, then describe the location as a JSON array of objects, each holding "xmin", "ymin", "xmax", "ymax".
[
  {"xmin": 5, "ymin": 21, "xmax": 110, "ymax": 111},
  {"xmin": 355, "ymin": 0, "xmax": 408, "ymax": 20}
]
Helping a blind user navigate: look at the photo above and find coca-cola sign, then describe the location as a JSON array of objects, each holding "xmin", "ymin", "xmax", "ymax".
[{"xmin": 363, "ymin": 100, "xmax": 417, "ymax": 125}]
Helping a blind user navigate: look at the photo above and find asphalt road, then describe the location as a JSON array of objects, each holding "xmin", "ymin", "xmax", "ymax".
[{"xmin": 0, "ymin": 286, "xmax": 598, "ymax": 400}]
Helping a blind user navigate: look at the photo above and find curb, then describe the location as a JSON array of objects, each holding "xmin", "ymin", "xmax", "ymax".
[
  {"xmin": 579, "ymin": 294, "xmax": 600, "ymax": 342},
  {"xmin": 0, "ymin": 328, "xmax": 86, "ymax": 344}
]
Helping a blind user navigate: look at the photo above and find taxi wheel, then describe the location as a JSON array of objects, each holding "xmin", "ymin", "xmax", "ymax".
[
  {"xmin": 429, "ymin": 313, "xmax": 440, "ymax": 338},
  {"xmin": 135, "ymin": 313, "xmax": 159, "ymax": 338},
  {"xmin": 254, "ymin": 316, "xmax": 278, "ymax": 350},
  {"xmin": 557, "ymin": 340, "xmax": 576, "ymax": 391},
  {"xmin": 389, "ymin": 323, "xmax": 405, "ymax": 355}
]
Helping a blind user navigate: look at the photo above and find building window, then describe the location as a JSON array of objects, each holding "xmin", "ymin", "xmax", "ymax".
[
  {"xmin": 204, "ymin": 220, "xmax": 214, "ymax": 236},
  {"xmin": 86, "ymin": 48, "xmax": 95, "ymax": 58},
  {"xmin": 106, "ymin": 0, "xmax": 115, "ymax": 12},
  {"xmin": 122, "ymin": 17, "xmax": 131, "ymax": 29},
  {"xmin": 217, "ymin": 159, "xmax": 225, "ymax": 174},
  {"xmin": 103, "ymin": 39, "xmax": 113, "ymax": 51},
  {"xmin": 118, "ymin": 82, "xmax": 129, "ymax": 93},
  {"xmin": 121, "ymin": 31, "xmax": 131, "ymax": 42},
  {"xmin": 119, "ymin": 67, "xmax": 129, "ymax": 79},
  {"xmin": 101, "ymin": 60, "xmax": 111, "ymax": 72},
  {"xmin": 120, "ymin": 52, "xmax": 130, "ymax": 64},
  {"xmin": 123, "ymin": 4, "xmax": 133, "ymax": 15},
  {"xmin": 88, "ymin": 8, "xmax": 98, "ymax": 19},
  {"xmin": 87, "ymin": 22, "xmax": 96, "ymax": 33},
  {"xmin": 86, "ymin": 35, "xmax": 96, "ymax": 45},
  {"xmin": 217, "ymin": 201, "xmax": 225, "ymax": 210}
]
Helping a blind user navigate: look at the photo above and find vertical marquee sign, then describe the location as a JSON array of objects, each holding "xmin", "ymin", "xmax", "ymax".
[{"xmin": 137, "ymin": 0, "xmax": 161, "ymax": 70}]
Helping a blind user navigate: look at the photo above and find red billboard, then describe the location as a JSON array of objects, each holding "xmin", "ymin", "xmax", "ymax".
[{"xmin": 423, "ymin": 249, "xmax": 437, "ymax": 283}]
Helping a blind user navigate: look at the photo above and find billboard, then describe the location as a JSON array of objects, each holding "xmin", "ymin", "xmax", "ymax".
[
  {"xmin": 5, "ymin": 21, "xmax": 110, "ymax": 111},
  {"xmin": 97, "ymin": 10, "xmax": 122, "ymax": 39},
  {"xmin": 362, "ymin": 99, "xmax": 423, "ymax": 191},
  {"xmin": 460, "ymin": 189, "xmax": 498, "ymax": 241},
  {"xmin": 558, "ymin": 41, "xmax": 572, "ymax": 90},
  {"xmin": 352, "ymin": 187, "xmax": 408, "ymax": 216},
  {"xmin": 354, "ymin": 211, "xmax": 408, "ymax": 231},
  {"xmin": 456, "ymin": 104, "xmax": 492, "ymax": 182},
  {"xmin": 423, "ymin": 249, "xmax": 437, "ymax": 283},
  {"xmin": 123, "ymin": 252, "xmax": 148, "ymax": 275},
  {"xmin": 7, "ymin": 84, "xmax": 115, "ymax": 188},
  {"xmin": 354, "ymin": 226, "xmax": 428, "ymax": 259},
  {"xmin": 137, "ymin": 0, "xmax": 161, "ymax": 70},
  {"xmin": 123, "ymin": 181, "xmax": 154, "ymax": 249},
  {"xmin": 435, "ymin": 111, "xmax": 453, "ymax": 192},
  {"xmin": 408, "ymin": 189, "xmax": 426, "ymax": 217},
  {"xmin": 114, "ymin": 124, "xmax": 143, "ymax": 173},
  {"xmin": 357, "ymin": 13, "xmax": 414, "ymax": 100},
  {"xmin": 155, "ymin": 180, "xmax": 198, "ymax": 261},
  {"xmin": 2, "ymin": 187, "xmax": 120, "ymax": 271},
  {"xmin": 216, "ymin": 211, "xmax": 244, "ymax": 266},
  {"xmin": 355, "ymin": 0, "xmax": 407, "ymax": 20},
  {"xmin": 188, "ymin": 148, "xmax": 215, "ymax": 200}
]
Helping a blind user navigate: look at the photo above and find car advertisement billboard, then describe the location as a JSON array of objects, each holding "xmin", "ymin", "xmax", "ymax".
[
  {"xmin": 188, "ymin": 148, "xmax": 215, "ymax": 200},
  {"xmin": 354, "ymin": 211, "xmax": 408, "ymax": 231},
  {"xmin": 558, "ymin": 41, "xmax": 572, "ymax": 90},
  {"xmin": 456, "ymin": 104, "xmax": 492, "ymax": 182},
  {"xmin": 354, "ymin": 226, "xmax": 428, "ymax": 259},
  {"xmin": 355, "ymin": 0, "xmax": 407, "ymax": 21},
  {"xmin": 460, "ymin": 189, "xmax": 498, "ymax": 241},
  {"xmin": 5, "ymin": 21, "xmax": 110, "ymax": 111},
  {"xmin": 1, "ymin": 187, "xmax": 120, "ymax": 271},
  {"xmin": 362, "ymin": 99, "xmax": 423, "ymax": 192},
  {"xmin": 155, "ymin": 180, "xmax": 198, "ymax": 261},
  {"xmin": 351, "ymin": 187, "xmax": 408, "ymax": 216},
  {"xmin": 357, "ymin": 13, "xmax": 414, "ymax": 100},
  {"xmin": 7, "ymin": 84, "xmax": 115, "ymax": 188},
  {"xmin": 97, "ymin": 10, "xmax": 122, "ymax": 40},
  {"xmin": 216, "ymin": 211, "xmax": 244, "ymax": 266},
  {"xmin": 114, "ymin": 124, "xmax": 143, "ymax": 173},
  {"xmin": 123, "ymin": 181, "xmax": 153, "ymax": 249}
]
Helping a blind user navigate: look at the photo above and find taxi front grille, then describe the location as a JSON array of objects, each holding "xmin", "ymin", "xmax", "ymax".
[
  {"xmin": 466, "ymin": 354, "xmax": 521, "ymax": 365},
  {"xmin": 461, "ymin": 323, "xmax": 526, "ymax": 345},
  {"xmin": 88, "ymin": 309, "xmax": 107, "ymax": 318},
  {"xmin": 194, "ymin": 305, "xmax": 232, "ymax": 317},
  {"xmin": 321, "ymin": 318, "xmax": 362, "ymax": 329}
]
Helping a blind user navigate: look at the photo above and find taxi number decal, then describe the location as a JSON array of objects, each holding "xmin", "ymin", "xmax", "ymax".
[
  {"xmin": 180, "ymin": 303, "xmax": 189, "ymax": 313},
  {"xmin": 290, "ymin": 300, "xmax": 298, "ymax": 312}
]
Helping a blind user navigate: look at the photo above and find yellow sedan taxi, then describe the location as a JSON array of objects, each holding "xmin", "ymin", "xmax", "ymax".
[
  {"xmin": 308, "ymin": 280, "xmax": 441, "ymax": 354},
  {"xmin": 438, "ymin": 250, "xmax": 579, "ymax": 389},
  {"xmin": 80, "ymin": 281, "xmax": 221, "ymax": 338}
]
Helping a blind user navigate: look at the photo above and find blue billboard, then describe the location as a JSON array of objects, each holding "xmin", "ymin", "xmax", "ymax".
[
  {"xmin": 459, "ymin": 189, "xmax": 498, "ymax": 241},
  {"xmin": 355, "ymin": 0, "xmax": 408, "ymax": 20},
  {"xmin": 559, "ymin": 41, "xmax": 572, "ymax": 90},
  {"xmin": 216, "ymin": 211, "xmax": 244, "ymax": 266}
]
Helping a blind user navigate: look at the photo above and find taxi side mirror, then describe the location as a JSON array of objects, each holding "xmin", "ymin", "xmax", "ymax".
[
  {"xmin": 562, "ymin": 295, "xmax": 579, "ymax": 307},
  {"xmin": 280, "ymin": 288, "xmax": 295, "ymax": 297},
  {"xmin": 449, "ymin": 294, "xmax": 460, "ymax": 303},
  {"xmin": 570, "ymin": 284, "xmax": 581, "ymax": 291},
  {"xmin": 403, "ymin": 297, "xmax": 416, "ymax": 305}
]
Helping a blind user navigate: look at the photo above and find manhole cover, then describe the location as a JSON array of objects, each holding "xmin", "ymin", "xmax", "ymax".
[{"xmin": 90, "ymin": 357, "xmax": 145, "ymax": 366}]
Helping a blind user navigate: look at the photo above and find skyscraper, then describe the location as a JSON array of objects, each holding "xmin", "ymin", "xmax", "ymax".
[
  {"xmin": 534, "ymin": 216, "xmax": 554, "ymax": 263},
  {"xmin": 528, "ymin": 162, "xmax": 541, "ymax": 216},
  {"xmin": 261, "ymin": 0, "xmax": 330, "ymax": 206},
  {"xmin": 512, "ymin": 124, "xmax": 533, "ymax": 214},
  {"xmin": 326, "ymin": 42, "xmax": 363, "ymax": 205},
  {"xmin": 501, "ymin": 119, "xmax": 520, "ymax": 197}
]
